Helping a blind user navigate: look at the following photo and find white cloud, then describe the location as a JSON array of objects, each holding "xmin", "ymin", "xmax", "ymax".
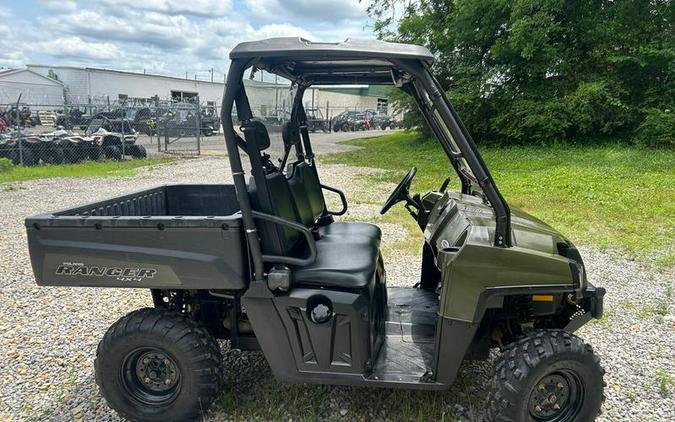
[
  {"xmin": 44, "ymin": 10, "xmax": 195, "ymax": 50},
  {"xmin": 0, "ymin": 20, "xmax": 28, "ymax": 68},
  {"xmin": 244, "ymin": 0, "xmax": 367, "ymax": 24},
  {"xmin": 1, "ymin": 0, "xmax": 375, "ymax": 78},
  {"xmin": 39, "ymin": 0, "xmax": 78, "ymax": 13},
  {"xmin": 99, "ymin": 0, "xmax": 232, "ymax": 17},
  {"xmin": 37, "ymin": 37, "xmax": 123, "ymax": 61},
  {"xmin": 254, "ymin": 23, "xmax": 313, "ymax": 39}
]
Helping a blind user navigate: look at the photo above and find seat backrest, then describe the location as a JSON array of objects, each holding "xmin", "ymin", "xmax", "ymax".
[
  {"xmin": 248, "ymin": 172, "xmax": 301, "ymax": 256},
  {"xmin": 288, "ymin": 161, "xmax": 325, "ymax": 226},
  {"xmin": 244, "ymin": 120, "xmax": 302, "ymax": 256},
  {"xmin": 282, "ymin": 122, "xmax": 326, "ymax": 228}
]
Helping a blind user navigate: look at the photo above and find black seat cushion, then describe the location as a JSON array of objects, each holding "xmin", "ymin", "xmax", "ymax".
[
  {"xmin": 291, "ymin": 236, "xmax": 379, "ymax": 290},
  {"xmin": 319, "ymin": 222, "xmax": 382, "ymax": 246},
  {"xmin": 287, "ymin": 161, "xmax": 382, "ymax": 245}
]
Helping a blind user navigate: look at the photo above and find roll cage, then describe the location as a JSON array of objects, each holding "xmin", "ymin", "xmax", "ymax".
[{"xmin": 221, "ymin": 38, "xmax": 512, "ymax": 282}]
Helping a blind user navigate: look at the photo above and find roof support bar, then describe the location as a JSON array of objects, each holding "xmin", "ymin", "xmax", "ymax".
[
  {"xmin": 221, "ymin": 59, "xmax": 266, "ymax": 282},
  {"xmin": 394, "ymin": 59, "xmax": 512, "ymax": 247},
  {"xmin": 401, "ymin": 81, "xmax": 471, "ymax": 195}
]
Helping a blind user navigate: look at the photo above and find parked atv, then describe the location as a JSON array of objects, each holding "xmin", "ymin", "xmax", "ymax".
[
  {"xmin": 1, "ymin": 105, "xmax": 34, "ymax": 128},
  {"xmin": 55, "ymin": 108, "xmax": 93, "ymax": 130},
  {"xmin": 26, "ymin": 38, "xmax": 605, "ymax": 422},
  {"xmin": 199, "ymin": 108, "xmax": 220, "ymax": 136},
  {"xmin": 0, "ymin": 133, "xmax": 22, "ymax": 164},
  {"xmin": 331, "ymin": 110, "xmax": 361, "ymax": 131},
  {"xmin": 157, "ymin": 109, "xmax": 219, "ymax": 137},
  {"xmin": 305, "ymin": 108, "xmax": 330, "ymax": 132},
  {"xmin": 0, "ymin": 131, "xmax": 61, "ymax": 166},
  {"xmin": 85, "ymin": 117, "xmax": 146, "ymax": 160},
  {"xmin": 37, "ymin": 128, "xmax": 96, "ymax": 163},
  {"xmin": 372, "ymin": 114, "xmax": 399, "ymax": 130},
  {"xmin": 347, "ymin": 111, "xmax": 373, "ymax": 130}
]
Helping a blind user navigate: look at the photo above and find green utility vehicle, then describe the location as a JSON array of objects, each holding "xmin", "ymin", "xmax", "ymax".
[{"xmin": 25, "ymin": 38, "xmax": 605, "ymax": 421}]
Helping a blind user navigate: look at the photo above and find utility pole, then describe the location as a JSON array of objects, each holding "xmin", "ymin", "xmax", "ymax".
[
  {"xmin": 15, "ymin": 94, "xmax": 23, "ymax": 165},
  {"xmin": 210, "ymin": 67, "xmax": 214, "ymax": 83},
  {"xmin": 274, "ymin": 74, "xmax": 279, "ymax": 113}
]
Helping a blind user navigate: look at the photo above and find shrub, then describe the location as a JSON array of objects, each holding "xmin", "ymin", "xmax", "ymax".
[
  {"xmin": 0, "ymin": 158, "xmax": 13, "ymax": 173},
  {"xmin": 634, "ymin": 109, "xmax": 675, "ymax": 148}
]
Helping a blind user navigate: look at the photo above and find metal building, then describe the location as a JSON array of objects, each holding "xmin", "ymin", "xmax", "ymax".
[
  {"xmin": 0, "ymin": 68, "xmax": 64, "ymax": 105},
  {"xmin": 26, "ymin": 65, "xmax": 287, "ymax": 110}
]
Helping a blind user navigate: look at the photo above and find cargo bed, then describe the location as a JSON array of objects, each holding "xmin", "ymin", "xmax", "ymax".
[{"xmin": 25, "ymin": 184, "xmax": 249, "ymax": 289}]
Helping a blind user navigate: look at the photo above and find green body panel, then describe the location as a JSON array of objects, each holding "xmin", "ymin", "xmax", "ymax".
[{"xmin": 425, "ymin": 191, "xmax": 577, "ymax": 322}]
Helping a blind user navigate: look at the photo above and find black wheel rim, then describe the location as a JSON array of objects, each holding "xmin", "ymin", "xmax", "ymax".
[
  {"xmin": 528, "ymin": 369, "xmax": 584, "ymax": 421},
  {"xmin": 121, "ymin": 348, "xmax": 181, "ymax": 406}
]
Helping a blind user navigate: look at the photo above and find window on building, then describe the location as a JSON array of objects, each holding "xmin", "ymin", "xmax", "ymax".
[
  {"xmin": 377, "ymin": 98, "xmax": 388, "ymax": 115},
  {"xmin": 171, "ymin": 90, "xmax": 198, "ymax": 102}
]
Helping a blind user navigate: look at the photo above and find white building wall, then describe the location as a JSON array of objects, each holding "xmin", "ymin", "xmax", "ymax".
[
  {"xmin": 27, "ymin": 66, "xmax": 88, "ymax": 103},
  {"xmin": 0, "ymin": 70, "xmax": 64, "ymax": 105},
  {"xmin": 88, "ymin": 70, "xmax": 225, "ymax": 103},
  {"xmin": 23, "ymin": 65, "xmax": 387, "ymax": 118},
  {"xmin": 27, "ymin": 65, "xmax": 287, "ymax": 111}
]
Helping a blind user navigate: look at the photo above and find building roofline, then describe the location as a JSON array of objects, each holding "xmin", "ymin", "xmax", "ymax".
[
  {"xmin": 0, "ymin": 68, "xmax": 64, "ymax": 86},
  {"xmin": 25, "ymin": 64, "xmax": 289, "ymax": 88}
]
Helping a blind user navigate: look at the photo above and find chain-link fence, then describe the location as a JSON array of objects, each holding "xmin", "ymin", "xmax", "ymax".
[
  {"xmin": 0, "ymin": 96, "xmax": 225, "ymax": 165},
  {"xmin": 0, "ymin": 88, "xmax": 402, "ymax": 166}
]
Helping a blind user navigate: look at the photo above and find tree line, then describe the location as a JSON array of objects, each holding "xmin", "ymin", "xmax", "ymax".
[{"xmin": 368, "ymin": 0, "xmax": 674, "ymax": 147}]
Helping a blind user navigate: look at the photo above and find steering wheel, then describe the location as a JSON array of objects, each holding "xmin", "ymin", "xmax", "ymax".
[{"xmin": 380, "ymin": 167, "xmax": 417, "ymax": 215}]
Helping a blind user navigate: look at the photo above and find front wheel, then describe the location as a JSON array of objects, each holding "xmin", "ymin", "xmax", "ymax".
[
  {"xmin": 486, "ymin": 329, "xmax": 604, "ymax": 422},
  {"xmin": 95, "ymin": 308, "xmax": 224, "ymax": 421}
]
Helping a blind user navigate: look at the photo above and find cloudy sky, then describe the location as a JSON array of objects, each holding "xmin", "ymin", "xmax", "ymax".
[{"xmin": 0, "ymin": 0, "xmax": 374, "ymax": 80}]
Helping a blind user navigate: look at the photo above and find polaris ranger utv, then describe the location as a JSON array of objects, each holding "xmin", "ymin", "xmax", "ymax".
[{"xmin": 25, "ymin": 38, "xmax": 605, "ymax": 421}]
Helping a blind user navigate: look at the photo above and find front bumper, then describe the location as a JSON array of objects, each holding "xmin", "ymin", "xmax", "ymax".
[
  {"xmin": 584, "ymin": 283, "xmax": 606, "ymax": 319},
  {"xmin": 564, "ymin": 283, "xmax": 606, "ymax": 332}
]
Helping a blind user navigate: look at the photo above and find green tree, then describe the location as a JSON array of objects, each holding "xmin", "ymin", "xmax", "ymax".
[
  {"xmin": 47, "ymin": 69, "xmax": 59, "ymax": 81},
  {"xmin": 367, "ymin": 0, "xmax": 674, "ymax": 146}
]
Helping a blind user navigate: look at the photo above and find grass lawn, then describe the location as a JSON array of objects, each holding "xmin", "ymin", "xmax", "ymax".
[
  {"xmin": 323, "ymin": 132, "xmax": 675, "ymax": 267},
  {"xmin": 0, "ymin": 158, "xmax": 175, "ymax": 184}
]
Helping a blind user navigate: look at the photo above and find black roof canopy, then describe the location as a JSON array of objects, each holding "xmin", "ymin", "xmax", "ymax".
[{"xmin": 229, "ymin": 37, "xmax": 435, "ymax": 85}]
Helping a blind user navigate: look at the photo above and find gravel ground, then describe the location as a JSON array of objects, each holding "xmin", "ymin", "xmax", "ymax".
[{"xmin": 0, "ymin": 156, "xmax": 673, "ymax": 421}]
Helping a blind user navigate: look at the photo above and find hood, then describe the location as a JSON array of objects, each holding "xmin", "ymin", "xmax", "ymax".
[{"xmin": 453, "ymin": 193, "xmax": 568, "ymax": 255}]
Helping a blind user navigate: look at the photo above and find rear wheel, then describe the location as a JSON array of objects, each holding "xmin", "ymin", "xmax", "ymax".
[
  {"xmin": 130, "ymin": 144, "xmax": 147, "ymax": 159},
  {"xmin": 7, "ymin": 148, "xmax": 20, "ymax": 165},
  {"xmin": 95, "ymin": 308, "xmax": 223, "ymax": 421},
  {"xmin": 89, "ymin": 146, "xmax": 102, "ymax": 161},
  {"xmin": 486, "ymin": 329, "xmax": 604, "ymax": 422},
  {"xmin": 46, "ymin": 147, "xmax": 65, "ymax": 164},
  {"xmin": 63, "ymin": 146, "xmax": 81, "ymax": 163},
  {"xmin": 104, "ymin": 145, "xmax": 122, "ymax": 161},
  {"xmin": 19, "ymin": 149, "xmax": 37, "ymax": 166}
]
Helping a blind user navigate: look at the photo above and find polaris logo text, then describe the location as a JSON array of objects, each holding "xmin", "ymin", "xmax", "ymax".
[{"xmin": 56, "ymin": 263, "xmax": 157, "ymax": 282}]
